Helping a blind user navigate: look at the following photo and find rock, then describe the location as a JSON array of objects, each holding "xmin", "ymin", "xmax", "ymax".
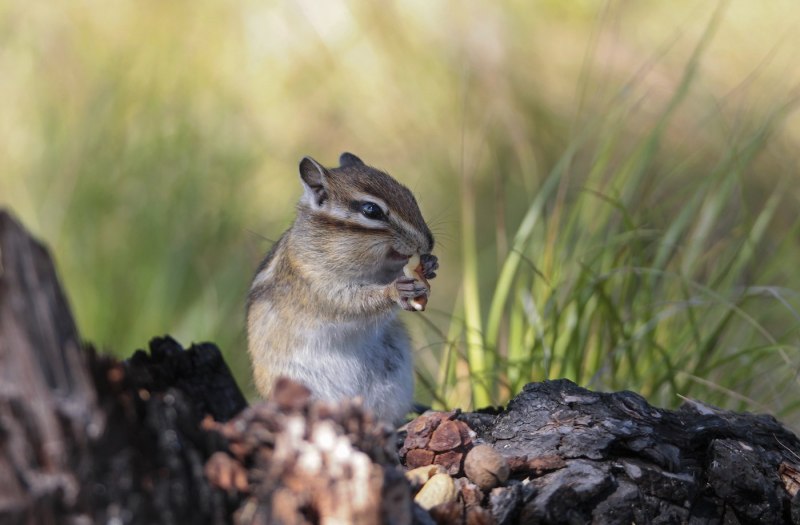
[
  {"xmin": 405, "ymin": 465, "xmax": 446, "ymax": 486},
  {"xmin": 415, "ymin": 473, "xmax": 457, "ymax": 510},
  {"xmin": 464, "ymin": 444, "xmax": 510, "ymax": 491}
]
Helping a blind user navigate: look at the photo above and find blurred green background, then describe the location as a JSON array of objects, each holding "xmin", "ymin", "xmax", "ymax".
[{"xmin": 2, "ymin": 1, "xmax": 800, "ymax": 427}]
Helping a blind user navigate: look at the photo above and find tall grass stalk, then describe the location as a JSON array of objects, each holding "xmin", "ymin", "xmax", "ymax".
[{"xmin": 460, "ymin": 154, "xmax": 492, "ymax": 408}]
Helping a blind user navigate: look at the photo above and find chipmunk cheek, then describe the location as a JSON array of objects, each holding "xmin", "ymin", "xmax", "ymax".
[{"xmin": 386, "ymin": 247, "xmax": 411, "ymax": 262}]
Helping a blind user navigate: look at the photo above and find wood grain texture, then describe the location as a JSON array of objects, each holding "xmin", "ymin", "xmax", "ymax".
[
  {"xmin": 459, "ymin": 380, "xmax": 800, "ymax": 524},
  {"xmin": 0, "ymin": 210, "xmax": 246, "ymax": 524},
  {"xmin": 0, "ymin": 210, "xmax": 97, "ymax": 523}
]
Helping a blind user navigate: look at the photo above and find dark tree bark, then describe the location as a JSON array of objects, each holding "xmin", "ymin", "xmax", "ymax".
[
  {"xmin": 0, "ymin": 210, "xmax": 246, "ymax": 524},
  {"xmin": 456, "ymin": 381, "xmax": 800, "ymax": 524},
  {"xmin": 0, "ymin": 210, "xmax": 98, "ymax": 523},
  {"xmin": 126, "ymin": 336, "xmax": 248, "ymax": 423}
]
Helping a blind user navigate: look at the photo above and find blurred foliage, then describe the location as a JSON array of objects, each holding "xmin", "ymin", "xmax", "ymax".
[{"xmin": 1, "ymin": 1, "xmax": 799, "ymax": 424}]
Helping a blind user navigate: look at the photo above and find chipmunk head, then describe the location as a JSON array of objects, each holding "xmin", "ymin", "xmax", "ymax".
[{"xmin": 296, "ymin": 153, "xmax": 434, "ymax": 284}]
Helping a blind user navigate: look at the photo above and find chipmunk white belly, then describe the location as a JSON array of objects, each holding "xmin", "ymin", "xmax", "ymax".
[{"xmin": 282, "ymin": 315, "xmax": 413, "ymax": 423}]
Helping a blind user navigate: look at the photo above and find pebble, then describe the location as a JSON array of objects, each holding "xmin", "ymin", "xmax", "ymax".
[
  {"xmin": 405, "ymin": 464, "xmax": 446, "ymax": 486},
  {"xmin": 464, "ymin": 444, "xmax": 510, "ymax": 491},
  {"xmin": 414, "ymin": 473, "xmax": 457, "ymax": 510}
]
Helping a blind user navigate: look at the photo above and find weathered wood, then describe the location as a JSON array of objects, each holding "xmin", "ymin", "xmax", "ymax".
[
  {"xmin": 0, "ymin": 210, "xmax": 97, "ymax": 523},
  {"xmin": 204, "ymin": 378, "xmax": 412, "ymax": 525},
  {"xmin": 126, "ymin": 335, "xmax": 248, "ymax": 423},
  {"xmin": 457, "ymin": 380, "xmax": 800, "ymax": 524},
  {"xmin": 0, "ymin": 210, "xmax": 246, "ymax": 524},
  {"xmin": 86, "ymin": 337, "xmax": 247, "ymax": 525}
]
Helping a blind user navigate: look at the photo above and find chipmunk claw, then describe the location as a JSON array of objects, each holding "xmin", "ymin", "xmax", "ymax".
[
  {"xmin": 395, "ymin": 277, "xmax": 429, "ymax": 311},
  {"xmin": 396, "ymin": 277, "xmax": 429, "ymax": 296}
]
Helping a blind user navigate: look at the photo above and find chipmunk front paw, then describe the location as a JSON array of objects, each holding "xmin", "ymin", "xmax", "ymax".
[
  {"xmin": 394, "ymin": 277, "xmax": 429, "ymax": 311},
  {"xmin": 420, "ymin": 253, "xmax": 439, "ymax": 280}
]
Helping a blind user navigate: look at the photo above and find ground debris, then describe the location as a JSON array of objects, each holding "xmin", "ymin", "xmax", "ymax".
[
  {"xmin": 205, "ymin": 378, "xmax": 412, "ymax": 525},
  {"xmin": 400, "ymin": 411, "xmax": 474, "ymax": 475}
]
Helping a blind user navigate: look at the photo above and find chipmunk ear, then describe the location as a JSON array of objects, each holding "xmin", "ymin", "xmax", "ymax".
[
  {"xmin": 339, "ymin": 152, "xmax": 364, "ymax": 167},
  {"xmin": 299, "ymin": 156, "xmax": 330, "ymax": 208}
]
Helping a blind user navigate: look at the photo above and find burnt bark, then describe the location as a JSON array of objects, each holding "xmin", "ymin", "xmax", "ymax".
[
  {"xmin": 458, "ymin": 381, "xmax": 800, "ymax": 524},
  {"xmin": 126, "ymin": 335, "xmax": 248, "ymax": 423},
  {"xmin": 0, "ymin": 210, "xmax": 245, "ymax": 524},
  {"xmin": 0, "ymin": 210, "xmax": 98, "ymax": 523}
]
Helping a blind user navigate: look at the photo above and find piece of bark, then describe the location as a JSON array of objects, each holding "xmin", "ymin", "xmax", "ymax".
[
  {"xmin": 406, "ymin": 449, "xmax": 436, "ymax": 469},
  {"xmin": 0, "ymin": 210, "xmax": 97, "ymax": 523},
  {"xmin": 429, "ymin": 421, "xmax": 466, "ymax": 451},
  {"xmin": 464, "ymin": 379, "xmax": 800, "ymax": 524},
  {"xmin": 126, "ymin": 336, "xmax": 248, "ymax": 422},
  {"xmin": 206, "ymin": 379, "xmax": 414, "ymax": 525},
  {"xmin": 0, "ymin": 210, "xmax": 239, "ymax": 524},
  {"xmin": 401, "ymin": 412, "xmax": 474, "ymax": 478}
]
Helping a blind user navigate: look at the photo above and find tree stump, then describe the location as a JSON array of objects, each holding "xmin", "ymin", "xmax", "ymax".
[
  {"xmin": 0, "ymin": 210, "xmax": 98, "ymax": 523},
  {"xmin": 0, "ymin": 210, "xmax": 247, "ymax": 524}
]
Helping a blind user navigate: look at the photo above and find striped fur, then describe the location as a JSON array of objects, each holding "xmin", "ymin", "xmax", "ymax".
[{"xmin": 247, "ymin": 153, "xmax": 434, "ymax": 424}]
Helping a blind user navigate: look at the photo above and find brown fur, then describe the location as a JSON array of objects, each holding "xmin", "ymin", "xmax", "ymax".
[{"xmin": 246, "ymin": 153, "xmax": 435, "ymax": 423}]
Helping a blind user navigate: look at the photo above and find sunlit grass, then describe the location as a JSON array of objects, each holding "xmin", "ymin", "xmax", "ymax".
[{"xmin": 417, "ymin": 7, "xmax": 800, "ymax": 423}]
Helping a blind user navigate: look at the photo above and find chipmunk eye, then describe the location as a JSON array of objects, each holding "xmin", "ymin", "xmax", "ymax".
[{"xmin": 360, "ymin": 202, "xmax": 386, "ymax": 221}]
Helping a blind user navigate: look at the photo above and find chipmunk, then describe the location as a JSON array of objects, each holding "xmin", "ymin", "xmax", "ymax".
[{"xmin": 247, "ymin": 152, "xmax": 438, "ymax": 424}]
